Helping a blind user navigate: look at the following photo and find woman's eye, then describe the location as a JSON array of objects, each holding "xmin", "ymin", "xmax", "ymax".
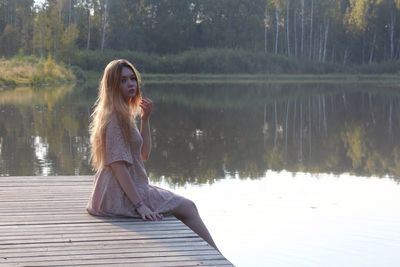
[{"xmin": 121, "ymin": 78, "xmax": 126, "ymax": 83}]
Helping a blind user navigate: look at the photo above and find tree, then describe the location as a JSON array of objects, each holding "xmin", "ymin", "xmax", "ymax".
[{"xmin": 0, "ymin": 0, "xmax": 34, "ymax": 56}]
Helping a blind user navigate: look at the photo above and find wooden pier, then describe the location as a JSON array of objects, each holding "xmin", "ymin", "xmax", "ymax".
[{"xmin": 0, "ymin": 176, "xmax": 233, "ymax": 266}]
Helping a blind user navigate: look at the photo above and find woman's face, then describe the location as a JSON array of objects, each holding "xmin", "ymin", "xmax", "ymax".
[{"xmin": 119, "ymin": 66, "xmax": 138, "ymax": 101}]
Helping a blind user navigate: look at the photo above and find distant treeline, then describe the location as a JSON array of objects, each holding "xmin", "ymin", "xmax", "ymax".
[{"xmin": 2, "ymin": 0, "xmax": 400, "ymax": 72}]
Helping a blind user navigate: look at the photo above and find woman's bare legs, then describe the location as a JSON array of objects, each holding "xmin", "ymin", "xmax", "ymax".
[{"xmin": 172, "ymin": 198, "xmax": 219, "ymax": 251}]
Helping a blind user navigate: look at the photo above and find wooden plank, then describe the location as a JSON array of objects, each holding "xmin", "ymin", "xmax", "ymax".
[
  {"xmin": 2, "ymin": 249, "xmax": 221, "ymax": 263},
  {"xmin": 0, "ymin": 220, "xmax": 184, "ymax": 233},
  {"xmin": 0, "ymin": 176, "xmax": 234, "ymax": 266},
  {"xmin": 0, "ymin": 226, "xmax": 188, "ymax": 237},
  {"xmin": 1, "ymin": 238, "xmax": 207, "ymax": 251},
  {"xmin": 2, "ymin": 243, "xmax": 211, "ymax": 257},
  {"xmin": 78, "ymin": 261, "xmax": 233, "ymax": 267},
  {"xmin": 5, "ymin": 259, "xmax": 232, "ymax": 267},
  {"xmin": 2, "ymin": 254, "xmax": 226, "ymax": 266},
  {"xmin": 1, "ymin": 229, "xmax": 196, "ymax": 243}
]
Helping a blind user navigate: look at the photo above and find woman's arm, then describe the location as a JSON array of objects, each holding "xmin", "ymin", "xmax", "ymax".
[
  {"xmin": 140, "ymin": 98, "xmax": 153, "ymax": 161},
  {"xmin": 110, "ymin": 161, "xmax": 161, "ymax": 221}
]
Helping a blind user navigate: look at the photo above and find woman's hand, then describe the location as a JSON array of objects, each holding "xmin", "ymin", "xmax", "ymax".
[
  {"xmin": 140, "ymin": 97, "xmax": 153, "ymax": 121},
  {"xmin": 136, "ymin": 204, "xmax": 163, "ymax": 221}
]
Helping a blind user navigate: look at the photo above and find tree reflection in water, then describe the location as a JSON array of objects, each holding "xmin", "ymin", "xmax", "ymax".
[{"xmin": 1, "ymin": 82, "xmax": 400, "ymax": 185}]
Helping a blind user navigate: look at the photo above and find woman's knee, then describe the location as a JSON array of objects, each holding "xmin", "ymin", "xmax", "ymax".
[{"xmin": 174, "ymin": 198, "xmax": 198, "ymax": 218}]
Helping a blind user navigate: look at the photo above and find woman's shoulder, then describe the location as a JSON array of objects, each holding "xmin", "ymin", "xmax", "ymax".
[
  {"xmin": 103, "ymin": 113, "xmax": 119, "ymax": 133},
  {"xmin": 106, "ymin": 112, "xmax": 118, "ymax": 125}
]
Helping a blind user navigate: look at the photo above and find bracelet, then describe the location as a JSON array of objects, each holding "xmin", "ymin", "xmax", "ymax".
[{"xmin": 133, "ymin": 200, "xmax": 144, "ymax": 210}]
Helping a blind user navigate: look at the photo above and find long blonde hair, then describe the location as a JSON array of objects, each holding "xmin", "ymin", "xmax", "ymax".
[{"xmin": 89, "ymin": 59, "xmax": 142, "ymax": 171}]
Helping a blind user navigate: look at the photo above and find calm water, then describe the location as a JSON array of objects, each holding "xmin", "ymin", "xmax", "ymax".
[{"xmin": 1, "ymin": 81, "xmax": 400, "ymax": 266}]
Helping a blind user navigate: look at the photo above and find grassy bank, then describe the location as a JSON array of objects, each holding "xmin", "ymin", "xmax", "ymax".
[
  {"xmin": 71, "ymin": 48, "xmax": 400, "ymax": 75},
  {"xmin": 0, "ymin": 56, "xmax": 75, "ymax": 88}
]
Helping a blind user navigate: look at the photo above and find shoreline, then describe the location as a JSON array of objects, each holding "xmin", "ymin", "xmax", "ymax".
[
  {"xmin": 83, "ymin": 71, "xmax": 400, "ymax": 85},
  {"xmin": 142, "ymin": 73, "xmax": 400, "ymax": 84},
  {"xmin": 2, "ymin": 56, "xmax": 400, "ymax": 88}
]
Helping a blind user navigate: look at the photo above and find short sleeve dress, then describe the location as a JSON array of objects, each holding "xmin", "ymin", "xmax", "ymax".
[{"xmin": 86, "ymin": 114, "xmax": 184, "ymax": 218}]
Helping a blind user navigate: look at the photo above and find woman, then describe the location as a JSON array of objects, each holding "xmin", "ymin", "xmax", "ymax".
[{"xmin": 87, "ymin": 59, "xmax": 218, "ymax": 250}]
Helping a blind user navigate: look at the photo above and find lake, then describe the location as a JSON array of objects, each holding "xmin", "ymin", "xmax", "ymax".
[{"xmin": 1, "ymin": 80, "xmax": 400, "ymax": 266}]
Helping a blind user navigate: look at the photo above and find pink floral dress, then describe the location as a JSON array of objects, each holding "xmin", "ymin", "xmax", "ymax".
[{"xmin": 87, "ymin": 114, "xmax": 183, "ymax": 217}]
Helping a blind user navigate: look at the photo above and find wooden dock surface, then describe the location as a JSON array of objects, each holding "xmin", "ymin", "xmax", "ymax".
[{"xmin": 0, "ymin": 176, "xmax": 233, "ymax": 266}]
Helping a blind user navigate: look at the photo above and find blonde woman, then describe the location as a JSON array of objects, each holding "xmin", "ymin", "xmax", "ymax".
[{"xmin": 87, "ymin": 59, "xmax": 218, "ymax": 250}]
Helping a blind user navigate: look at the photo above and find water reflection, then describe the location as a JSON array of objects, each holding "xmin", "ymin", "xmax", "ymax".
[
  {"xmin": 1, "ymin": 82, "xmax": 400, "ymax": 183},
  {"xmin": 0, "ymin": 84, "xmax": 91, "ymax": 176}
]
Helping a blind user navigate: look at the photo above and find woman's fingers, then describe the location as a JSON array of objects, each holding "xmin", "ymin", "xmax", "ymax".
[
  {"xmin": 153, "ymin": 213, "xmax": 162, "ymax": 221},
  {"xmin": 145, "ymin": 213, "xmax": 158, "ymax": 221},
  {"xmin": 137, "ymin": 204, "xmax": 163, "ymax": 221},
  {"xmin": 140, "ymin": 98, "xmax": 153, "ymax": 119},
  {"xmin": 140, "ymin": 98, "xmax": 153, "ymax": 108}
]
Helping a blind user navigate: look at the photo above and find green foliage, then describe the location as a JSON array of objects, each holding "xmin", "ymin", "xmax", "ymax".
[
  {"xmin": 345, "ymin": 0, "xmax": 371, "ymax": 32},
  {"xmin": 60, "ymin": 25, "xmax": 80, "ymax": 60},
  {"xmin": 0, "ymin": 76, "xmax": 17, "ymax": 87},
  {"xmin": 31, "ymin": 55, "xmax": 75, "ymax": 85},
  {"xmin": 0, "ymin": 1, "xmax": 34, "ymax": 56},
  {"xmin": 70, "ymin": 48, "xmax": 400, "ymax": 74},
  {"xmin": 70, "ymin": 48, "xmax": 345, "ymax": 74},
  {"xmin": 3, "ymin": 0, "xmax": 400, "ymax": 70},
  {"xmin": 0, "ymin": 56, "xmax": 75, "ymax": 87},
  {"xmin": 351, "ymin": 61, "xmax": 400, "ymax": 74}
]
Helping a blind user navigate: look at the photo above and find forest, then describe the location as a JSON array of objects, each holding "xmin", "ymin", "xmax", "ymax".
[{"xmin": 2, "ymin": 0, "xmax": 400, "ymax": 73}]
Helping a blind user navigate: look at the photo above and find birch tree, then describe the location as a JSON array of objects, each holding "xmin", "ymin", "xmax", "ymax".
[
  {"xmin": 309, "ymin": 0, "xmax": 314, "ymax": 59},
  {"xmin": 100, "ymin": 0, "xmax": 108, "ymax": 51},
  {"xmin": 286, "ymin": 0, "xmax": 290, "ymax": 56},
  {"xmin": 271, "ymin": 0, "xmax": 285, "ymax": 55}
]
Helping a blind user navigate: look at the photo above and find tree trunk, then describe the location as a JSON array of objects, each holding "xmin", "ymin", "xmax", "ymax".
[
  {"xmin": 68, "ymin": 0, "xmax": 72, "ymax": 26},
  {"xmin": 264, "ymin": 1, "xmax": 268, "ymax": 53},
  {"xmin": 286, "ymin": 0, "xmax": 290, "ymax": 56},
  {"xmin": 323, "ymin": 19, "xmax": 329, "ymax": 63},
  {"xmin": 395, "ymin": 38, "xmax": 400, "ymax": 59},
  {"xmin": 86, "ymin": 9, "xmax": 91, "ymax": 50},
  {"xmin": 343, "ymin": 48, "xmax": 349, "ymax": 65},
  {"xmin": 309, "ymin": 0, "xmax": 314, "ymax": 59},
  {"xmin": 101, "ymin": 0, "xmax": 109, "ymax": 51},
  {"xmin": 294, "ymin": 5, "xmax": 298, "ymax": 57},
  {"xmin": 301, "ymin": 0, "xmax": 305, "ymax": 57},
  {"xmin": 390, "ymin": 10, "xmax": 395, "ymax": 60},
  {"xmin": 274, "ymin": 7, "xmax": 280, "ymax": 55},
  {"xmin": 369, "ymin": 31, "xmax": 376, "ymax": 64},
  {"xmin": 318, "ymin": 25, "xmax": 323, "ymax": 61}
]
